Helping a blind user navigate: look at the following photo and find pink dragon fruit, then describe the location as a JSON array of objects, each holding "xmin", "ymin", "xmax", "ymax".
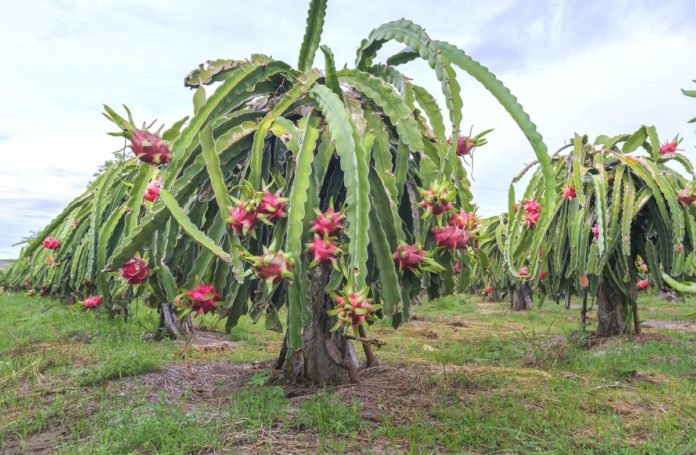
[
  {"xmin": 250, "ymin": 250, "xmax": 294, "ymax": 285},
  {"xmin": 592, "ymin": 223, "xmax": 600, "ymax": 241},
  {"xmin": 310, "ymin": 208, "xmax": 344, "ymax": 237},
  {"xmin": 130, "ymin": 130, "xmax": 171, "ymax": 165},
  {"xmin": 636, "ymin": 279, "xmax": 650, "ymax": 290},
  {"xmin": 484, "ymin": 286, "xmax": 494, "ymax": 296},
  {"xmin": 456, "ymin": 136, "xmax": 475, "ymax": 156},
  {"xmin": 453, "ymin": 262, "xmax": 461, "ymax": 273},
  {"xmin": 523, "ymin": 200, "xmax": 541, "ymax": 227},
  {"xmin": 448, "ymin": 209, "xmax": 479, "ymax": 230},
  {"xmin": 329, "ymin": 288, "xmax": 379, "ymax": 330},
  {"xmin": 186, "ymin": 284, "xmax": 221, "ymax": 314},
  {"xmin": 539, "ymin": 271, "xmax": 546, "ymax": 280},
  {"xmin": 82, "ymin": 295, "xmax": 102, "ymax": 310},
  {"xmin": 227, "ymin": 203, "xmax": 258, "ymax": 236},
  {"xmin": 393, "ymin": 244, "xmax": 427, "ymax": 272},
  {"xmin": 418, "ymin": 180, "xmax": 455, "ymax": 219},
  {"xmin": 42, "ymin": 237, "xmax": 61, "ymax": 250},
  {"xmin": 306, "ymin": 236, "xmax": 339, "ymax": 265},
  {"xmin": 677, "ymin": 188, "xmax": 696, "ymax": 206},
  {"xmin": 432, "ymin": 225, "xmax": 471, "ymax": 250},
  {"xmin": 659, "ymin": 141, "xmax": 678, "ymax": 155},
  {"xmin": 120, "ymin": 256, "xmax": 149, "ymax": 285},
  {"xmin": 562, "ymin": 186, "xmax": 577, "ymax": 200},
  {"xmin": 143, "ymin": 182, "xmax": 160, "ymax": 202},
  {"xmin": 519, "ymin": 266, "xmax": 529, "ymax": 277},
  {"xmin": 257, "ymin": 191, "xmax": 287, "ymax": 222},
  {"xmin": 47, "ymin": 256, "xmax": 54, "ymax": 266}
]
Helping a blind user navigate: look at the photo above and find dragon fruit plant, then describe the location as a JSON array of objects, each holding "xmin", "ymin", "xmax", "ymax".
[
  {"xmin": 5, "ymin": 0, "xmax": 556, "ymax": 384},
  {"xmin": 505, "ymin": 128, "xmax": 695, "ymax": 335}
]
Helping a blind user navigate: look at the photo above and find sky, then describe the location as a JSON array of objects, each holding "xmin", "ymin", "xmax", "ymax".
[{"xmin": 1, "ymin": 0, "xmax": 695, "ymax": 258}]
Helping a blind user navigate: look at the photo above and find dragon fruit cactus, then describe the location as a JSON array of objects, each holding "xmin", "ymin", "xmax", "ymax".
[
  {"xmin": 448, "ymin": 209, "xmax": 479, "ymax": 230},
  {"xmin": 659, "ymin": 141, "xmax": 678, "ymax": 155},
  {"xmin": 310, "ymin": 207, "xmax": 344, "ymax": 237},
  {"xmin": 432, "ymin": 225, "xmax": 471, "ymax": 250},
  {"xmin": 257, "ymin": 191, "xmax": 288, "ymax": 222},
  {"xmin": 248, "ymin": 249, "xmax": 294, "ymax": 285},
  {"xmin": 562, "ymin": 186, "xmax": 576, "ymax": 200},
  {"xmin": 523, "ymin": 199, "xmax": 541, "ymax": 227},
  {"xmin": 392, "ymin": 244, "xmax": 445, "ymax": 276},
  {"xmin": 328, "ymin": 287, "xmax": 382, "ymax": 331},
  {"xmin": 130, "ymin": 129, "xmax": 171, "ymax": 165},
  {"xmin": 306, "ymin": 236, "xmax": 340, "ymax": 266},
  {"xmin": 143, "ymin": 181, "xmax": 160, "ymax": 202},
  {"xmin": 120, "ymin": 256, "xmax": 149, "ymax": 285},
  {"xmin": 227, "ymin": 201, "xmax": 258, "ymax": 236},
  {"xmin": 418, "ymin": 179, "xmax": 455, "ymax": 220},
  {"xmin": 186, "ymin": 284, "xmax": 221, "ymax": 314},
  {"xmin": 82, "ymin": 295, "xmax": 102, "ymax": 310},
  {"xmin": 42, "ymin": 237, "xmax": 61, "ymax": 250}
]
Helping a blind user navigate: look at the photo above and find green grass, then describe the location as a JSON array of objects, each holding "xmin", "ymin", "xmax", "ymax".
[{"xmin": 2, "ymin": 291, "xmax": 696, "ymax": 453}]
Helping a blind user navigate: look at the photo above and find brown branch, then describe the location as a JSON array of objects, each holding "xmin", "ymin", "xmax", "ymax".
[{"xmin": 346, "ymin": 334, "xmax": 386, "ymax": 348}]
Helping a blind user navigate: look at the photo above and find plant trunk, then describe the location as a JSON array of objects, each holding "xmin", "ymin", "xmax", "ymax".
[
  {"xmin": 156, "ymin": 303, "xmax": 192, "ymax": 340},
  {"xmin": 274, "ymin": 264, "xmax": 360, "ymax": 385},
  {"xmin": 595, "ymin": 278, "xmax": 627, "ymax": 337},
  {"xmin": 510, "ymin": 283, "xmax": 532, "ymax": 311}
]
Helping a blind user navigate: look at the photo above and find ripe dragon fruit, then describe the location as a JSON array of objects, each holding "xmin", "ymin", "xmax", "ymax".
[
  {"xmin": 456, "ymin": 136, "xmax": 475, "ymax": 156},
  {"xmin": 393, "ymin": 244, "xmax": 426, "ymax": 272},
  {"xmin": 227, "ymin": 202, "xmax": 258, "ymax": 236},
  {"xmin": 249, "ymin": 250, "xmax": 294, "ymax": 285},
  {"xmin": 186, "ymin": 284, "xmax": 221, "ymax": 314},
  {"xmin": 636, "ymin": 279, "xmax": 650, "ymax": 290},
  {"xmin": 592, "ymin": 223, "xmax": 600, "ymax": 241},
  {"xmin": 393, "ymin": 244, "xmax": 445, "ymax": 276},
  {"xmin": 42, "ymin": 237, "xmax": 61, "ymax": 250},
  {"xmin": 453, "ymin": 262, "xmax": 461, "ymax": 273},
  {"xmin": 120, "ymin": 256, "xmax": 149, "ymax": 285},
  {"xmin": 130, "ymin": 130, "xmax": 171, "ymax": 165},
  {"xmin": 677, "ymin": 188, "xmax": 696, "ymax": 206},
  {"xmin": 659, "ymin": 141, "xmax": 678, "ymax": 155},
  {"xmin": 676, "ymin": 246, "xmax": 684, "ymax": 254},
  {"xmin": 448, "ymin": 209, "xmax": 479, "ymax": 230},
  {"xmin": 82, "ymin": 295, "xmax": 102, "ymax": 310},
  {"xmin": 539, "ymin": 271, "xmax": 546, "ymax": 280},
  {"xmin": 143, "ymin": 182, "xmax": 160, "ymax": 202},
  {"xmin": 523, "ymin": 200, "xmax": 541, "ymax": 227},
  {"xmin": 484, "ymin": 286, "xmax": 494, "ymax": 296},
  {"xmin": 562, "ymin": 186, "xmax": 577, "ymax": 200},
  {"xmin": 519, "ymin": 266, "xmax": 529, "ymax": 277},
  {"xmin": 310, "ymin": 208, "xmax": 344, "ymax": 237},
  {"xmin": 306, "ymin": 236, "xmax": 340, "ymax": 266},
  {"xmin": 257, "ymin": 191, "xmax": 287, "ymax": 222},
  {"xmin": 418, "ymin": 180, "xmax": 455, "ymax": 219},
  {"xmin": 328, "ymin": 287, "xmax": 381, "ymax": 330},
  {"xmin": 432, "ymin": 225, "xmax": 471, "ymax": 250}
]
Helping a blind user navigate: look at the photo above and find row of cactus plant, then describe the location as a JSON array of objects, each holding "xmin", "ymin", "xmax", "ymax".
[
  {"xmin": 496, "ymin": 127, "xmax": 695, "ymax": 334},
  {"xmin": 2, "ymin": 0, "xmax": 556, "ymax": 382}
]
